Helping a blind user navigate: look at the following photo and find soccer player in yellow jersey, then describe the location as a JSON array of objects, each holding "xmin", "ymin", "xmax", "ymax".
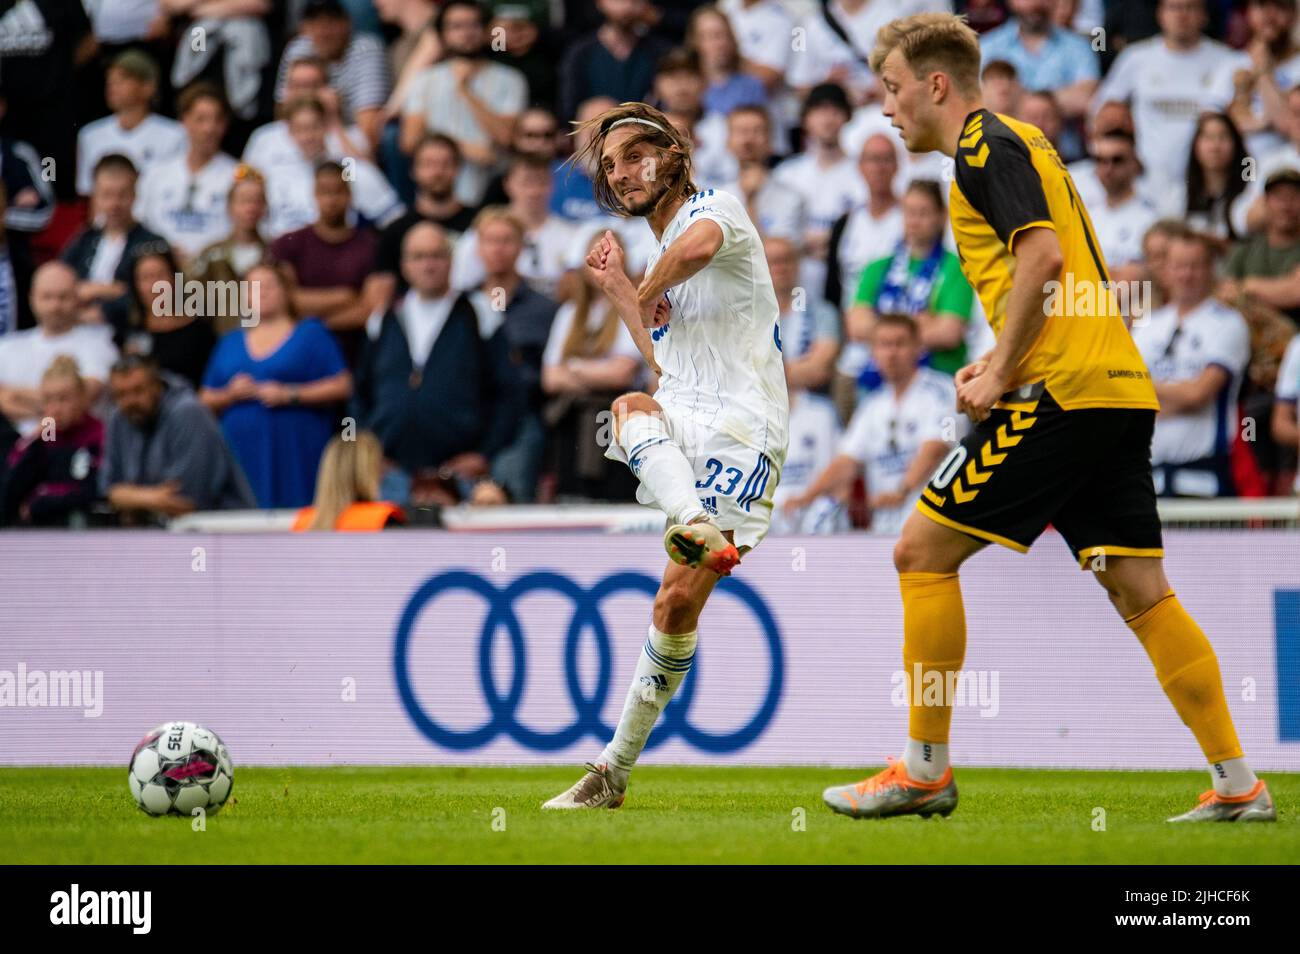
[{"xmin": 822, "ymin": 12, "xmax": 1275, "ymax": 822}]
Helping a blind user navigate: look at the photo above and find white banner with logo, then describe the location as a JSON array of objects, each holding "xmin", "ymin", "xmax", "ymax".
[{"xmin": 2, "ymin": 531, "xmax": 1297, "ymax": 769}]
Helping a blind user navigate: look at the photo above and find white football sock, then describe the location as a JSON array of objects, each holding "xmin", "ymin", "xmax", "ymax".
[
  {"xmin": 618, "ymin": 412, "xmax": 707, "ymax": 525},
  {"xmin": 902, "ymin": 738, "xmax": 949, "ymax": 782},
  {"xmin": 600, "ymin": 625, "xmax": 698, "ymax": 788},
  {"xmin": 1210, "ymin": 757, "xmax": 1258, "ymax": 797}
]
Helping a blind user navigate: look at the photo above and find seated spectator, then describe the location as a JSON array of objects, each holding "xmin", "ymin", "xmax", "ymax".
[
  {"xmin": 719, "ymin": 0, "xmax": 796, "ymax": 104},
  {"xmin": 0, "ymin": 263, "xmax": 118, "ymax": 438},
  {"xmin": 826, "ymin": 132, "xmax": 903, "ymax": 311},
  {"xmin": 452, "ymin": 155, "xmax": 575, "ymax": 297},
  {"xmin": 981, "ymin": 59, "xmax": 1025, "ymax": 117},
  {"xmin": 479, "ymin": 106, "xmax": 560, "ymax": 206},
  {"xmin": 270, "ymin": 161, "xmax": 379, "ymax": 363},
  {"xmin": 784, "ymin": 0, "xmax": 876, "ymax": 107},
  {"xmin": 767, "ymin": 236, "xmax": 838, "ymax": 393},
  {"xmin": 1087, "ymin": 131, "xmax": 1159, "ymax": 282},
  {"xmin": 0, "ymin": 356, "xmax": 104, "ymax": 527},
  {"xmin": 76, "ymin": 50, "xmax": 186, "ymax": 198},
  {"xmin": 557, "ymin": 0, "xmax": 670, "ymax": 124},
  {"xmin": 541, "ymin": 230, "xmax": 644, "ymax": 502},
  {"xmin": 1016, "ymin": 89, "xmax": 1077, "ymax": 161},
  {"xmin": 106, "ymin": 248, "xmax": 216, "ymax": 390},
  {"xmin": 134, "ymin": 82, "xmax": 238, "ymax": 264},
  {"xmin": 189, "ymin": 165, "xmax": 271, "ymax": 337},
  {"xmin": 551, "ymin": 96, "xmax": 616, "ymax": 223},
  {"xmin": 1220, "ymin": 168, "xmax": 1300, "ymax": 324},
  {"xmin": 166, "ymin": 0, "xmax": 272, "ymax": 122},
  {"xmin": 1157, "ymin": 111, "xmax": 1258, "ymax": 241},
  {"xmin": 62, "ymin": 154, "xmax": 168, "ymax": 326},
  {"xmin": 847, "ymin": 180, "xmax": 974, "ymax": 383},
  {"xmin": 1093, "ymin": 0, "xmax": 1245, "ymax": 184},
  {"xmin": 465, "ymin": 207, "xmax": 558, "ymax": 502},
  {"xmin": 263, "ymin": 96, "xmax": 404, "ymax": 239},
  {"xmin": 773, "ymin": 84, "xmax": 865, "ymax": 283},
  {"xmin": 245, "ymin": 55, "xmax": 372, "ymax": 172},
  {"xmin": 1252, "ymin": 86, "xmax": 1300, "ymax": 227},
  {"xmin": 277, "ymin": 0, "xmax": 390, "ymax": 148},
  {"xmin": 768, "ymin": 380, "xmax": 846, "ymax": 534},
  {"xmin": 1224, "ymin": 0, "xmax": 1300, "ymax": 160},
  {"xmin": 782, "ymin": 314, "xmax": 956, "ymax": 534},
  {"xmin": 291, "ymin": 430, "xmax": 405, "ymax": 530},
  {"xmin": 486, "ymin": 0, "xmax": 556, "ymax": 110},
  {"xmin": 1133, "ymin": 231, "xmax": 1251, "ymax": 497},
  {"xmin": 400, "ymin": 0, "xmax": 528, "ymax": 207},
  {"xmin": 687, "ymin": 5, "xmax": 767, "ymax": 119},
  {"xmin": 1274, "ymin": 331, "xmax": 1300, "ymax": 492},
  {"xmin": 979, "ymin": 0, "xmax": 1099, "ymax": 124},
  {"xmin": 716, "ymin": 105, "xmax": 805, "ymax": 239},
  {"xmin": 352, "ymin": 222, "xmax": 519, "ymax": 507},
  {"xmin": 200, "ymin": 262, "xmax": 353, "ymax": 509},
  {"xmin": 1139, "ymin": 218, "xmax": 1188, "ymax": 311},
  {"xmin": 102, "ymin": 354, "xmax": 255, "ymax": 521},
  {"xmin": 1068, "ymin": 99, "xmax": 1141, "ymax": 209},
  {"xmin": 368, "ymin": 134, "xmax": 478, "ymax": 312}
]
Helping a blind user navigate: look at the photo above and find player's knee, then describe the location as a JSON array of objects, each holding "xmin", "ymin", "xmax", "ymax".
[
  {"xmin": 653, "ymin": 581, "xmax": 703, "ymax": 634},
  {"xmin": 893, "ymin": 532, "xmax": 930, "ymax": 574},
  {"xmin": 610, "ymin": 392, "xmax": 657, "ymax": 439}
]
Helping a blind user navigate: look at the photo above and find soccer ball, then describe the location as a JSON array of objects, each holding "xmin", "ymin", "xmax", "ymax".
[{"xmin": 128, "ymin": 721, "xmax": 234, "ymax": 816}]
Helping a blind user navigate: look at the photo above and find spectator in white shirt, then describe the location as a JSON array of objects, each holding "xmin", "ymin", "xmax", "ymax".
[
  {"xmin": 1133, "ymin": 231, "xmax": 1251, "ymax": 497},
  {"xmin": 1158, "ymin": 111, "xmax": 1259, "ymax": 241},
  {"xmin": 782, "ymin": 313, "xmax": 955, "ymax": 534},
  {"xmin": 1224, "ymin": 0, "xmax": 1300, "ymax": 160},
  {"xmin": 1093, "ymin": 0, "xmax": 1246, "ymax": 184},
  {"xmin": 1088, "ymin": 130, "xmax": 1160, "ymax": 282},
  {"xmin": 0, "ymin": 262, "xmax": 119, "ymax": 437},
  {"xmin": 133, "ymin": 82, "xmax": 238, "ymax": 265},
  {"xmin": 400, "ymin": 0, "xmax": 528, "ymax": 207},
  {"xmin": 452, "ymin": 154, "xmax": 575, "ymax": 297},
  {"xmin": 773, "ymin": 83, "xmax": 865, "ymax": 272},
  {"xmin": 245, "ymin": 55, "xmax": 371, "ymax": 173},
  {"xmin": 262, "ymin": 96, "xmax": 405, "ymax": 240},
  {"xmin": 277, "ymin": 0, "xmax": 391, "ymax": 150},
  {"xmin": 76, "ymin": 49, "xmax": 186, "ymax": 197},
  {"xmin": 717, "ymin": 105, "xmax": 805, "ymax": 240}
]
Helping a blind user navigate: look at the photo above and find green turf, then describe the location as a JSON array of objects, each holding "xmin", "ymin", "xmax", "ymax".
[{"xmin": 0, "ymin": 766, "xmax": 1293, "ymax": 864}]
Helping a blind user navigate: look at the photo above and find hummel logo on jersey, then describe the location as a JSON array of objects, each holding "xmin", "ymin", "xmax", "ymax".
[{"xmin": 640, "ymin": 674, "xmax": 669, "ymax": 691}]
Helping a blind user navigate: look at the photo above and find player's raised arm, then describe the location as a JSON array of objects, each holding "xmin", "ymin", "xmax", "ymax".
[
  {"xmin": 584, "ymin": 231, "xmax": 661, "ymax": 376},
  {"xmin": 634, "ymin": 218, "xmax": 725, "ymax": 312}
]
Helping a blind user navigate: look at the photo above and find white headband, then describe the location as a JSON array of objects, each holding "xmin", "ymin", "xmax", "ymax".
[{"xmin": 607, "ymin": 117, "xmax": 668, "ymax": 135}]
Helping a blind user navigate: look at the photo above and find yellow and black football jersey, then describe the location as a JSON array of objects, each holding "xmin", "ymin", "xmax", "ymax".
[{"xmin": 949, "ymin": 109, "xmax": 1158, "ymax": 412}]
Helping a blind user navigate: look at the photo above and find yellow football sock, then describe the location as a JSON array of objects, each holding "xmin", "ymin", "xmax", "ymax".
[
  {"xmin": 1126, "ymin": 591, "xmax": 1243, "ymax": 763},
  {"xmin": 899, "ymin": 571, "xmax": 966, "ymax": 745}
]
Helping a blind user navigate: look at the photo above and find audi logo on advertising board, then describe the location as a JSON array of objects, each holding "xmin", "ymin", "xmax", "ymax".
[{"xmin": 393, "ymin": 570, "xmax": 785, "ymax": 753}]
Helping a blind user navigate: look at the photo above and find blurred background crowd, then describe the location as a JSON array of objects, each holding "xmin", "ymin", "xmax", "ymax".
[{"xmin": 1, "ymin": 0, "xmax": 1299, "ymax": 531}]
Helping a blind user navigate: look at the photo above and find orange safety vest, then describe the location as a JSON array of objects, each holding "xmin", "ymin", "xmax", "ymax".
[{"xmin": 291, "ymin": 502, "xmax": 405, "ymax": 532}]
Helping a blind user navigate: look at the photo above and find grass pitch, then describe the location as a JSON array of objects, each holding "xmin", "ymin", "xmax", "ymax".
[{"xmin": 1, "ymin": 766, "xmax": 1293, "ymax": 864}]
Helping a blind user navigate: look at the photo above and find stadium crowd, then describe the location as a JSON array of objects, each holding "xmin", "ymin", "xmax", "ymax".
[{"xmin": 1, "ymin": 0, "xmax": 1299, "ymax": 529}]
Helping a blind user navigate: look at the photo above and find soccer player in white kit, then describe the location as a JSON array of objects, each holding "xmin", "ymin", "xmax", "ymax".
[{"xmin": 543, "ymin": 103, "xmax": 789, "ymax": 810}]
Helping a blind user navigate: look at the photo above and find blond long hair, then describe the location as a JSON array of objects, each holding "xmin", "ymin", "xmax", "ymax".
[
  {"xmin": 306, "ymin": 431, "xmax": 385, "ymax": 531},
  {"xmin": 568, "ymin": 102, "xmax": 697, "ymax": 218},
  {"xmin": 560, "ymin": 231, "xmax": 623, "ymax": 361}
]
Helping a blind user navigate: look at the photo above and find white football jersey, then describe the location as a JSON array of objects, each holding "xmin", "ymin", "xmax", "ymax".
[
  {"xmin": 840, "ymin": 368, "xmax": 957, "ymax": 534},
  {"xmin": 134, "ymin": 153, "xmax": 238, "ymax": 261},
  {"xmin": 1133, "ymin": 298, "xmax": 1250, "ymax": 467},
  {"xmin": 77, "ymin": 113, "xmax": 187, "ymax": 196},
  {"xmin": 645, "ymin": 188, "xmax": 789, "ymax": 463}
]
